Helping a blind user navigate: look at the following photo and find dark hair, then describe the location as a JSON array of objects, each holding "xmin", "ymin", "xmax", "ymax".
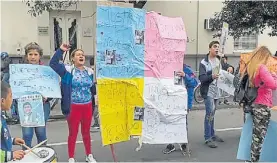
[
  {"xmin": 223, "ymin": 56, "xmax": 228, "ymax": 60},
  {"xmin": 1, "ymin": 81, "xmax": 11, "ymax": 99},
  {"xmin": 24, "ymin": 42, "xmax": 43, "ymax": 56},
  {"xmin": 275, "ymin": 51, "xmax": 277, "ymax": 57},
  {"xmin": 209, "ymin": 41, "xmax": 220, "ymax": 48}
]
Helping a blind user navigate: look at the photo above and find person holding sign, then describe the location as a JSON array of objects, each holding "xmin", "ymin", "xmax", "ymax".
[
  {"xmin": 1, "ymin": 81, "xmax": 26, "ymax": 162},
  {"xmin": 20, "ymin": 42, "xmax": 51, "ymax": 149},
  {"xmin": 49, "ymin": 44, "xmax": 97, "ymax": 163},
  {"xmin": 198, "ymin": 41, "xmax": 233, "ymax": 148},
  {"xmin": 242, "ymin": 46, "xmax": 277, "ymax": 162}
]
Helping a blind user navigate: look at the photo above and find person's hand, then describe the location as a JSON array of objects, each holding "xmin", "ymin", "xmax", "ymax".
[
  {"xmin": 176, "ymin": 71, "xmax": 185, "ymax": 77},
  {"xmin": 212, "ymin": 74, "xmax": 219, "ymax": 79},
  {"xmin": 14, "ymin": 138, "xmax": 25, "ymax": 145},
  {"xmin": 12, "ymin": 150, "xmax": 25, "ymax": 160},
  {"xmin": 60, "ymin": 44, "xmax": 70, "ymax": 52},
  {"xmin": 227, "ymin": 67, "xmax": 233, "ymax": 73}
]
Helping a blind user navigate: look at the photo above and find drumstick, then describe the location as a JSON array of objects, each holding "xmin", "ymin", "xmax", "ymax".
[
  {"xmin": 25, "ymin": 139, "xmax": 48, "ymax": 155},
  {"xmin": 21, "ymin": 144, "xmax": 42, "ymax": 158}
]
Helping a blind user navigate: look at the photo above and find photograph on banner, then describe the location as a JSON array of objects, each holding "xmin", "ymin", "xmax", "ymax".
[
  {"xmin": 9, "ymin": 64, "xmax": 61, "ymax": 99},
  {"xmin": 17, "ymin": 94, "xmax": 45, "ymax": 127},
  {"xmin": 237, "ymin": 114, "xmax": 277, "ymax": 162},
  {"xmin": 142, "ymin": 77, "xmax": 188, "ymax": 144},
  {"xmin": 97, "ymin": 78, "xmax": 144, "ymax": 145},
  {"xmin": 217, "ymin": 69, "xmax": 235, "ymax": 96}
]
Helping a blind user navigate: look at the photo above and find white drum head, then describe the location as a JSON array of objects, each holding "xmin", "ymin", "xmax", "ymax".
[{"xmin": 8, "ymin": 147, "xmax": 55, "ymax": 163}]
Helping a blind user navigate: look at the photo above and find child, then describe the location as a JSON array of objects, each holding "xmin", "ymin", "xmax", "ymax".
[{"xmin": 1, "ymin": 81, "xmax": 25, "ymax": 162}]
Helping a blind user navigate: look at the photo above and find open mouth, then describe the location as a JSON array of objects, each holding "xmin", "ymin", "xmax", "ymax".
[{"xmin": 79, "ymin": 59, "xmax": 84, "ymax": 62}]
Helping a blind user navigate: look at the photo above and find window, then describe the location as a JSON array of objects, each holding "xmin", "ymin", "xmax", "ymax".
[{"xmin": 234, "ymin": 34, "xmax": 258, "ymax": 52}]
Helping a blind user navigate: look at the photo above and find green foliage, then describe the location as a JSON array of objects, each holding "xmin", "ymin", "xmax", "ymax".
[
  {"xmin": 24, "ymin": 0, "xmax": 79, "ymax": 17},
  {"xmin": 210, "ymin": 1, "xmax": 277, "ymax": 38}
]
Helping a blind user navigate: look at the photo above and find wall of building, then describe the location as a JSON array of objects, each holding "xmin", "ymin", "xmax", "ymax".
[{"xmin": 1, "ymin": 1, "xmax": 96, "ymax": 58}]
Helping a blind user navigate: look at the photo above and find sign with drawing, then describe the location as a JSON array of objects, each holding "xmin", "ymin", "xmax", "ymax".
[{"xmin": 17, "ymin": 94, "xmax": 45, "ymax": 127}]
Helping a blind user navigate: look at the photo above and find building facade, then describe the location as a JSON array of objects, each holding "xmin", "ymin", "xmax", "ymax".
[{"xmin": 1, "ymin": 1, "xmax": 276, "ymax": 70}]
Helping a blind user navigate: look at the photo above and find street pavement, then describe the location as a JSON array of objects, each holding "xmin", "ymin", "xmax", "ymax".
[{"xmin": 9, "ymin": 108, "xmax": 277, "ymax": 162}]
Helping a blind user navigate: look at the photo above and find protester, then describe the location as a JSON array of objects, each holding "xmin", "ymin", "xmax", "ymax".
[
  {"xmin": 163, "ymin": 64, "xmax": 198, "ymax": 155},
  {"xmin": 50, "ymin": 44, "xmax": 97, "ymax": 163},
  {"xmin": 198, "ymin": 41, "xmax": 233, "ymax": 148},
  {"xmin": 20, "ymin": 42, "xmax": 51, "ymax": 149},
  {"xmin": 245, "ymin": 46, "xmax": 277, "ymax": 162},
  {"xmin": 1, "ymin": 81, "xmax": 26, "ymax": 162}
]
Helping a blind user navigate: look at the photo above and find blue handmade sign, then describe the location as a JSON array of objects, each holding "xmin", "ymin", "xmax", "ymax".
[
  {"xmin": 9, "ymin": 64, "xmax": 61, "ymax": 99},
  {"xmin": 96, "ymin": 6, "xmax": 145, "ymax": 79},
  {"xmin": 18, "ymin": 94, "xmax": 45, "ymax": 127},
  {"xmin": 237, "ymin": 113, "xmax": 277, "ymax": 162}
]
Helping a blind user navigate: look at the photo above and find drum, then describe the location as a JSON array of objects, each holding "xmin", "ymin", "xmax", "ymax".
[{"xmin": 8, "ymin": 146, "xmax": 57, "ymax": 163}]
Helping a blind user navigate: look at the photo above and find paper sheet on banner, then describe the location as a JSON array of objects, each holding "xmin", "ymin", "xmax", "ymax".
[
  {"xmin": 97, "ymin": 78, "xmax": 144, "ymax": 145},
  {"xmin": 217, "ymin": 70, "xmax": 235, "ymax": 96},
  {"xmin": 142, "ymin": 78, "xmax": 188, "ymax": 144},
  {"xmin": 9, "ymin": 64, "xmax": 61, "ymax": 99}
]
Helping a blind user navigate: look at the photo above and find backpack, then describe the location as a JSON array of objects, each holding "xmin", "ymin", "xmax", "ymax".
[{"xmin": 233, "ymin": 63, "xmax": 259, "ymax": 114}]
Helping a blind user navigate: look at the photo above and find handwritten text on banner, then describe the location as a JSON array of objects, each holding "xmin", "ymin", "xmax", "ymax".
[{"xmin": 9, "ymin": 64, "xmax": 61, "ymax": 99}]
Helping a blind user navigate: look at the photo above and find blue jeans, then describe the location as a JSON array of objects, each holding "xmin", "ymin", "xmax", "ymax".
[
  {"xmin": 204, "ymin": 96, "xmax": 218, "ymax": 141},
  {"xmin": 22, "ymin": 102, "xmax": 50, "ymax": 148}
]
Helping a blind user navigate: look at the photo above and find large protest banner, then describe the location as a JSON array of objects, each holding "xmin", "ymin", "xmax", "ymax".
[
  {"xmin": 96, "ymin": 6, "xmax": 146, "ymax": 145},
  {"xmin": 9, "ymin": 64, "xmax": 61, "ymax": 99},
  {"xmin": 142, "ymin": 12, "xmax": 188, "ymax": 144}
]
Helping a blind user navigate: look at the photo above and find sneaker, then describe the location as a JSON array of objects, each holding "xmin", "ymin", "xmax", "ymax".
[
  {"xmin": 212, "ymin": 135, "xmax": 224, "ymax": 142},
  {"xmin": 163, "ymin": 144, "xmax": 175, "ymax": 154},
  {"xmin": 86, "ymin": 154, "xmax": 97, "ymax": 163},
  {"xmin": 91, "ymin": 124, "xmax": 100, "ymax": 129},
  {"xmin": 68, "ymin": 158, "xmax": 75, "ymax": 163},
  {"xmin": 179, "ymin": 143, "xmax": 191, "ymax": 156},
  {"xmin": 224, "ymin": 99, "xmax": 230, "ymax": 105},
  {"xmin": 205, "ymin": 140, "xmax": 217, "ymax": 148}
]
